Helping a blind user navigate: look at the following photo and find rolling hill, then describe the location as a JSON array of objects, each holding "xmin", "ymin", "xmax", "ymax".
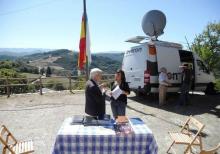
[{"xmin": 16, "ymin": 49, "xmax": 124, "ymax": 75}]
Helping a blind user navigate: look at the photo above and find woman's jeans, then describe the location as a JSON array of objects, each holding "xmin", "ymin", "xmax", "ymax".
[{"xmin": 110, "ymin": 100, "xmax": 126, "ymax": 119}]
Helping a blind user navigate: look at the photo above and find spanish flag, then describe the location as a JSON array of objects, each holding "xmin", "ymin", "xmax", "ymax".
[{"xmin": 78, "ymin": 0, "xmax": 91, "ymax": 70}]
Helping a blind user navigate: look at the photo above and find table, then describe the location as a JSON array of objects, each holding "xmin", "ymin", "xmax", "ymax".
[{"xmin": 52, "ymin": 117, "xmax": 158, "ymax": 154}]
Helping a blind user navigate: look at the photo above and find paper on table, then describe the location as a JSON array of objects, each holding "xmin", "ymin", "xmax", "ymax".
[{"xmin": 111, "ymin": 85, "xmax": 123, "ymax": 99}]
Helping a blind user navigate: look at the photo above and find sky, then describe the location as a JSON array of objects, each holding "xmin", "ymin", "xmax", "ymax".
[{"xmin": 0, "ymin": 0, "xmax": 220, "ymax": 53}]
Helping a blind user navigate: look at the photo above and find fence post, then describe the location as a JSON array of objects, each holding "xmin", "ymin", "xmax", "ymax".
[
  {"xmin": 6, "ymin": 77, "xmax": 10, "ymax": 98},
  {"xmin": 68, "ymin": 75, "xmax": 72, "ymax": 93},
  {"xmin": 39, "ymin": 76, "xmax": 43, "ymax": 95}
]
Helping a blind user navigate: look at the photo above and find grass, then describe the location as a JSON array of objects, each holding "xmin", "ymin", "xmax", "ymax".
[{"xmin": 21, "ymin": 73, "xmax": 41, "ymax": 79}]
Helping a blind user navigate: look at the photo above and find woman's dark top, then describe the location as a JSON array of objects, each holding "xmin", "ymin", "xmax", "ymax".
[{"xmin": 111, "ymin": 82, "xmax": 130, "ymax": 104}]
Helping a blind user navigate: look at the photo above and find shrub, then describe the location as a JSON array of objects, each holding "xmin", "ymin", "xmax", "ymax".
[
  {"xmin": 45, "ymin": 80, "xmax": 55, "ymax": 88},
  {"xmin": 53, "ymin": 83, "xmax": 65, "ymax": 91},
  {"xmin": 72, "ymin": 76, "xmax": 86, "ymax": 90},
  {"xmin": 215, "ymin": 79, "xmax": 220, "ymax": 91},
  {"xmin": 28, "ymin": 84, "xmax": 37, "ymax": 93}
]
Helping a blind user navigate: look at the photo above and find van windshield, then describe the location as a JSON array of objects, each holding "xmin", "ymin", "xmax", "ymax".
[{"xmin": 196, "ymin": 60, "xmax": 210, "ymax": 74}]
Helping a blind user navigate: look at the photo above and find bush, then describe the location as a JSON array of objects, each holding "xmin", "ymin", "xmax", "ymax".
[
  {"xmin": 215, "ymin": 79, "xmax": 220, "ymax": 91},
  {"xmin": 72, "ymin": 76, "xmax": 86, "ymax": 90},
  {"xmin": 45, "ymin": 80, "xmax": 55, "ymax": 88},
  {"xmin": 53, "ymin": 83, "xmax": 65, "ymax": 91},
  {"xmin": 28, "ymin": 84, "xmax": 37, "ymax": 93}
]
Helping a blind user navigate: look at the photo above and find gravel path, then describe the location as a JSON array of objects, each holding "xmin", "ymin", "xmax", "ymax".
[{"xmin": 0, "ymin": 91, "xmax": 219, "ymax": 154}]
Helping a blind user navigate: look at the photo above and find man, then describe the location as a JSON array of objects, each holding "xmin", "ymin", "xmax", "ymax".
[
  {"xmin": 158, "ymin": 67, "xmax": 171, "ymax": 106},
  {"xmin": 85, "ymin": 68, "xmax": 106, "ymax": 120},
  {"xmin": 179, "ymin": 64, "xmax": 192, "ymax": 105}
]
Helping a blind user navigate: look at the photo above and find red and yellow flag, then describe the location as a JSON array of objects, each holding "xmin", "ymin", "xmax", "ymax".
[
  {"xmin": 78, "ymin": 15, "xmax": 86, "ymax": 70},
  {"xmin": 78, "ymin": 0, "xmax": 91, "ymax": 70}
]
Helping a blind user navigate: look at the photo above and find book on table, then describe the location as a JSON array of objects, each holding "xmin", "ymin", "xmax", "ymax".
[
  {"xmin": 83, "ymin": 116, "xmax": 98, "ymax": 126},
  {"xmin": 114, "ymin": 116, "xmax": 134, "ymax": 135},
  {"xmin": 71, "ymin": 115, "xmax": 84, "ymax": 125},
  {"xmin": 71, "ymin": 114, "xmax": 112, "ymax": 126}
]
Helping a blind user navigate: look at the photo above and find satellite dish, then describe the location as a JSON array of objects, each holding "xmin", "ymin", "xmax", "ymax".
[{"xmin": 142, "ymin": 10, "xmax": 166, "ymax": 39}]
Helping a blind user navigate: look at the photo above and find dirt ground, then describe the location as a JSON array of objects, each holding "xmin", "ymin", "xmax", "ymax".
[{"xmin": 0, "ymin": 91, "xmax": 219, "ymax": 154}]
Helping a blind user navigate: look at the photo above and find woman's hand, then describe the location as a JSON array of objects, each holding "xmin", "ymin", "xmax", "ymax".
[{"xmin": 123, "ymin": 91, "xmax": 129, "ymax": 95}]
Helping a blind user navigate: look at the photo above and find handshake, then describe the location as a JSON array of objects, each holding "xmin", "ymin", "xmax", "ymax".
[{"xmin": 99, "ymin": 83, "xmax": 110, "ymax": 94}]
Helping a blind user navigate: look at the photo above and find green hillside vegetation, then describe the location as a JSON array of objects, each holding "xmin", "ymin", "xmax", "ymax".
[
  {"xmin": 19, "ymin": 49, "xmax": 123, "ymax": 74},
  {"xmin": 0, "ymin": 60, "xmax": 38, "ymax": 74},
  {"xmin": 91, "ymin": 55, "xmax": 121, "ymax": 74},
  {"xmin": 0, "ymin": 61, "xmax": 40, "ymax": 94},
  {"xmin": 0, "ymin": 50, "xmax": 123, "ymax": 94},
  {"xmin": 95, "ymin": 52, "xmax": 124, "ymax": 62}
]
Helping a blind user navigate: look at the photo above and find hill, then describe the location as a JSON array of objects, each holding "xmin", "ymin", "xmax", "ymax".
[
  {"xmin": 17, "ymin": 49, "xmax": 124, "ymax": 75},
  {"xmin": 0, "ymin": 55, "xmax": 17, "ymax": 61},
  {"xmin": 95, "ymin": 52, "xmax": 124, "ymax": 62},
  {"xmin": 0, "ymin": 48, "xmax": 53, "ymax": 57}
]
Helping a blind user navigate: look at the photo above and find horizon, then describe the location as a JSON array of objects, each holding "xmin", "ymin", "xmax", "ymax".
[
  {"xmin": 0, "ymin": 0, "xmax": 220, "ymax": 52},
  {"xmin": 0, "ymin": 47, "xmax": 124, "ymax": 54}
]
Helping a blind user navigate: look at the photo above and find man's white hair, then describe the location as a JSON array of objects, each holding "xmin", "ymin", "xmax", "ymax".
[
  {"xmin": 160, "ymin": 67, "xmax": 167, "ymax": 73},
  {"xmin": 89, "ymin": 68, "xmax": 103, "ymax": 80}
]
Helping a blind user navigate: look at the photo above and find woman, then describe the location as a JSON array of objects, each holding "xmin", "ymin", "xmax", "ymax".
[{"xmin": 110, "ymin": 69, "xmax": 130, "ymax": 119}]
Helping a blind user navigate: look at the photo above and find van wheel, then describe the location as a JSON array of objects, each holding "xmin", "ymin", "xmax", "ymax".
[{"xmin": 204, "ymin": 82, "xmax": 216, "ymax": 95}]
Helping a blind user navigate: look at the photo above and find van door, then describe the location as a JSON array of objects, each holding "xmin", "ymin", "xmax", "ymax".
[
  {"xmin": 179, "ymin": 50, "xmax": 195, "ymax": 90},
  {"xmin": 122, "ymin": 45, "xmax": 147, "ymax": 89},
  {"xmin": 156, "ymin": 45, "xmax": 182, "ymax": 92}
]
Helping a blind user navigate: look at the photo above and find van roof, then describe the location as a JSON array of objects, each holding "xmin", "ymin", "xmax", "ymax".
[
  {"xmin": 150, "ymin": 40, "xmax": 182, "ymax": 49},
  {"xmin": 125, "ymin": 36, "xmax": 182, "ymax": 49}
]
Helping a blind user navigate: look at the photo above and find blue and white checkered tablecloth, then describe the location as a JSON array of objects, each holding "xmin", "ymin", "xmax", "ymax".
[{"xmin": 52, "ymin": 117, "xmax": 158, "ymax": 154}]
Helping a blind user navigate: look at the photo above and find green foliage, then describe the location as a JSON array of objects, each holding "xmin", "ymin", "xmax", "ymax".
[
  {"xmin": 90, "ymin": 55, "xmax": 121, "ymax": 74},
  {"xmin": 28, "ymin": 84, "xmax": 37, "ymax": 93},
  {"xmin": 0, "ymin": 61, "xmax": 31, "ymax": 94},
  {"xmin": 73, "ymin": 76, "xmax": 86, "ymax": 90},
  {"xmin": 0, "ymin": 68, "xmax": 22, "ymax": 78},
  {"xmin": 40, "ymin": 68, "xmax": 45, "ymax": 75},
  {"xmin": 0, "ymin": 61, "xmax": 17, "ymax": 69},
  {"xmin": 45, "ymin": 80, "xmax": 55, "ymax": 88},
  {"xmin": 215, "ymin": 79, "xmax": 220, "ymax": 91},
  {"xmin": 191, "ymin": 22, "xmax": 220, "ymax": 76},
  {"xmin": 0, "ymin": 60, "xmax": 39, "ymax": 74},
  {"xmin": 53, "ymin": 51, "xmax": 77, "ymax": 71},
  {"xmin": 53, "ymin": 83, "xmax": 65, "ymax": 91},
  {"xmin": 46, "ymin": 66, "xmax": 52, "ymax": 77}
]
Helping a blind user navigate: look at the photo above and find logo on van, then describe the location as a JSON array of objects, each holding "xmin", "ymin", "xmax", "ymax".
[
  {"xmin": 126, "ymin": 47, "xmax": 142, "ymax": 55},
  {"xmin": 167, "ymin": 72, "xmax": 179, "ymax": 80}
]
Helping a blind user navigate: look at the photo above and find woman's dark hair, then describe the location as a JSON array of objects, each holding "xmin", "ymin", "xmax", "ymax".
[{"xmin": 117, "ymin": 69, "xmax": 126, "ymax": 83}]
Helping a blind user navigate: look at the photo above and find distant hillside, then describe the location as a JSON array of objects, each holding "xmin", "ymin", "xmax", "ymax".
[
  {"xmin": 95, "ymin": 52, "xmax": 124, "ymax": 62},
  {"xmin": 0, "ymin": 48, "xmax": 53, "ymax": 57},
  {"xmin": 17, "ymin": 49, "xmax": 123, "ymax": 74},
  {"xmin": 0, "ymin": 55, "xmax": 17, "ymax": 61}
]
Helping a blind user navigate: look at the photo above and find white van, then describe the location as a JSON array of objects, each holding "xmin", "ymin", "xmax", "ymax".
[{"xmin": 122, "ymin": 37, "xmax": 215, "ymax": 95}]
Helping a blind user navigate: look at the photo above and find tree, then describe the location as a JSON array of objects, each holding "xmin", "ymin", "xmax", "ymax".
[
  {"xmin": 40, "ymin": 68, "xmax": 45, "ymax": 75},
  {"xmin": 191, "ymin": 22, "xmax": 220, "ymax": 75},
  {"xmin": 46, "ymin": 66, "xmax": 52, "ymax": 77}
]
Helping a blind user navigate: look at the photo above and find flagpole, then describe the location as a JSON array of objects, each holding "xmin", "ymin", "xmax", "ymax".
[{"xmin": 83, "ymin": 0, "xmax": 89, "ymax": 80}]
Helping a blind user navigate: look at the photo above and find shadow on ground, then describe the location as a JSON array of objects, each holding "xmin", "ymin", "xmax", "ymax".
[{"xmin": 128, "ymin": 93, "xmax": 220, "ymax": 118}]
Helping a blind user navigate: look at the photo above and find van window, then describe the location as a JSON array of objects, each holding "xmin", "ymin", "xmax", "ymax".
[{"xmin": 196, "ymin": 60, "xmax": 209, "ymax": 74}]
